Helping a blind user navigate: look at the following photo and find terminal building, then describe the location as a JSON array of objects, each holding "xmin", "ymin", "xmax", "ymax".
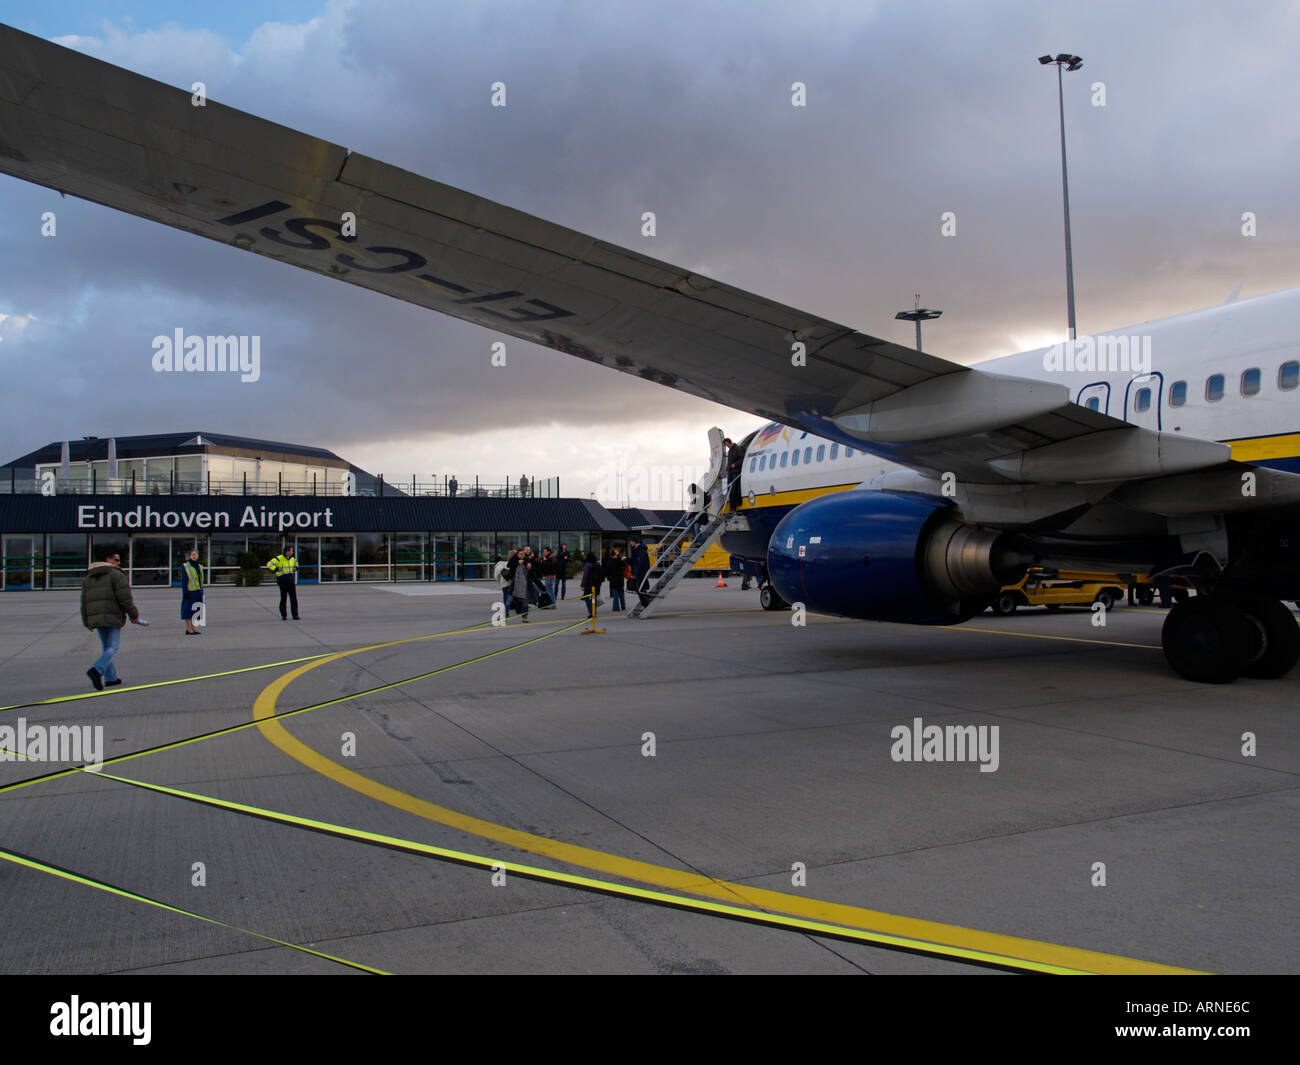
[{"xmin": 0, "ymin": 432, "xmax": 648, "ymax": 590}]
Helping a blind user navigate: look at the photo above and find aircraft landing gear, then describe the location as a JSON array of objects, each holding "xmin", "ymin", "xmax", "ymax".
[
  {"xmin": 1162, "ymin": 595, "xmax": 1300, "ymax": 683},
  {"xmin": 759, "ymin": 584, "xmax": 789, "ymax": 611},
  {"xmin": 1234, "ymin": 596, "xmax": 1300, "ymax": 679}
]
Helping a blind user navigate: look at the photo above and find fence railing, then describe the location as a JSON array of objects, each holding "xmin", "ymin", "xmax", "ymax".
[{"xmin": 0, "ymin": 473, "xmax": 560, "ymax": 499}]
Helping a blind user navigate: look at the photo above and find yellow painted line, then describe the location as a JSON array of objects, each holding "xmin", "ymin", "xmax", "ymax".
[
  {"xmin": 945, "ymin": 626, "xmax": 1161, "ymax": 650},
  {"xmin": 0, "ymin": 618, "xmax": 581, "ymax": 796},
  {"xmin": 252, "ymin": 640, "xmax": 1195, "ymax": 974},
  {"xmin": 0, "ymin": 614, "xmax": 575, "ymax": 713},
  {"xmin": 0, "ymin": 843, "xmax": 388, "ymax": 974},
  {"xmin": 0, "ymin": 650, "xmax": 337, "ymax": 712},
  {"xmin": 96, "ymin": 768, "xmax": 1100, "ymax": 974}
]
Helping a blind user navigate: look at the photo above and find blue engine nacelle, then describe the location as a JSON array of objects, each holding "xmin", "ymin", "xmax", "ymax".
[{"xmin": 767, "ymin": 490, "xmax": 1027, "ymax": 624}]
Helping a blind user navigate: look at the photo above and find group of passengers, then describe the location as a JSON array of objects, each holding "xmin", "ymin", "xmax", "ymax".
[{"xmin": 493, "ymin": 540, "xmax": 650, "ymax": 621}]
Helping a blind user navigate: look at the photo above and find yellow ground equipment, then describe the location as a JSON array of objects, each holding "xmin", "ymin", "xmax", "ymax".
[{"xmin": 991, "ymin": 569, "xmax": 1127, "ymax": 616}]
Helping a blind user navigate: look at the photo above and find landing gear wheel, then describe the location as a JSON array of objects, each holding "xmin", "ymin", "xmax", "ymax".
[
  {"xmin": 1232, "ymin": 597, "xmax": 1300, "ymax": 679},
  {"xmin": 1161, "ymin": 598, "xmax": 1255, "ymax": 684},
  {"xmin": 992, "ymin": 592, "xmax": 1018, "ymax": 616},
  {"xmin": 1137, "ymin": 586, "xmax": 1155, "ymax": 606},
  {"xmin": 760, "ymin": 584, "xmax": 788, "ymax": 611}
]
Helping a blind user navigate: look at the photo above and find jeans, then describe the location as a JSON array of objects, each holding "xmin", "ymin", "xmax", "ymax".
[
  {"xmin": 544, "ymin": 576, "xmax": 557, "ymax": 601},
  {"xmin": 502, "ymin": 587, "xmax": 512, "ymax": 614},
  {"xmin": 93, "ymin": 626, "xmax": 121, "ymax": 683},
  {"xmin": 611, "ymin": 586, "xmax": 626, "ymax": 611},
  {"xmin": 557, "ymin": 575, "xmax": 567, "ymax": 599}
]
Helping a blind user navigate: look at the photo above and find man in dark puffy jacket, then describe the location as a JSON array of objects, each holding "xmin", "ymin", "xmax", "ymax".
[
  {"xmin": 80, "ymin": 547, "xmax": 148, "ymax": 689},
  {"xmin": 629, "ymin": 538, "xmax": 651, "ymax": 606}
]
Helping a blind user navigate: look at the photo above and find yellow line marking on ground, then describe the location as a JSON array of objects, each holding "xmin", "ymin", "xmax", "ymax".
[
  {"xmin": 252, "ymin": 637, "xmax": 1196, "ymax": 974},
  {"xmin": 948, "ymin": 627, "xmax": 1161, "ymax": 650},
  {"xmin": 0, "ymin": 651, "xmax": 336, "ymax": 711},
  {"xmin": 95, "ymin": 769, "xmax": 1090, "ymax": 974},
  {"xmin": 0, "ymin": 619, "xmax": 577, "ymax": 795},
  {"xmin": 0, "ymin": 615, "xmax": 575, "ymax": 713},
  {"xmin": 0, "ymin": 844, "xmax": 388, "ymax": 974}
]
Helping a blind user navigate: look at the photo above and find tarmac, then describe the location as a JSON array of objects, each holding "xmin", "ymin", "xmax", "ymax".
[{"xmin": 0, "ymin": 578, "xmax": 1295, "ymax": 975}]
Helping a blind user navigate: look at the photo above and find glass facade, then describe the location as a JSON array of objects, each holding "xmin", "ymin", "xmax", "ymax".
[
  {"xmin": 462, "ymin": 532, "xmax": 493, "ymax": 580},
  {"xmin": 47, "ymin": 534, "xmax": 88, "ymax": 589},
  {"xmin": 319, "ymin": 537, "xmax": 354, "ymax": 582},
  {"xmin": 35, "ymin": 451, "xmax": 336, "ymax": 495},
  {"xmin": 1, "ymin": 535, "xmax": 43, "ymax": 590},
  {"xmin": 355, "ymin": 533, "xmax": 389, "ymax": 581},
  {"xmin": 295, "ymin": 537, "xmax": 320, "ymax": 582},
  {"xmin": 130, "ymin": 537, "xmax": 172, "ymax": 586},
  {"xmin": 393, "ymin": 533, "xmax": 425, "ymax": 581},
  {"xmin": 0, "ymin": 529, "xmax": 624, "ymax": 589}
]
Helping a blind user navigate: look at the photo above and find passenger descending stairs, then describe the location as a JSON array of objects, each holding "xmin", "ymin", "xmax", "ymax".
[{"xmin": 628, "ymin": 509, "xmax": 734, "ymax": 619}]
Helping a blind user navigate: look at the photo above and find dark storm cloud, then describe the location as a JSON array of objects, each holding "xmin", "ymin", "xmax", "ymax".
[{"xmin": 1, "ymin": 0, "xmax": 1296, "ymax": 464}]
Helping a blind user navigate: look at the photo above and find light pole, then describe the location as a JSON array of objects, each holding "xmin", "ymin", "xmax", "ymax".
[
  {"xmin": 1039, "ymin": 52, "xmax": 1083, "ymax": 340},
  {"xmin": 895, "ymin": 295, "xmax": 942, "ymax": 351}
]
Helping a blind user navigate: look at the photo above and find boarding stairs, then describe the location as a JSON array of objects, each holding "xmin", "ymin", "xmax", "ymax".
[{"xmin": 628, "ymin": 505, "xmax": 735, "ymax": 619}]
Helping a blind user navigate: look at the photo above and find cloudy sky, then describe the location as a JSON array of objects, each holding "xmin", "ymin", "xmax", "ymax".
[{"xmin": 1, "ymin": 0, "xmax": 1296, "ymax": 504}]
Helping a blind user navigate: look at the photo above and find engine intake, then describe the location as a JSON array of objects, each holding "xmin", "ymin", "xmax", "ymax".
[{"xmin": 767, "ymin": 491, "xmax": 1028, "ymax": 624}]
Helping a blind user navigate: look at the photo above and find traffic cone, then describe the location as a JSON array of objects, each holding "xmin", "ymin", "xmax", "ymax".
[{"xmin": 715, "ymin": 573, "xmax": 727, "ymax": 588}]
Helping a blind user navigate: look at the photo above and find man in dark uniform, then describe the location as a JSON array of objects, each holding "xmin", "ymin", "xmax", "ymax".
[
  {"xmin": 629, "ymin": 537, "xmax": 651, "ymax": 606},
  {"xmin": 268, "ymin": 546, "xmax": 300, "ymax": 620},
  {"xmin": 555, "ymin": 543, "xmax": 571, "ymax": 600}
]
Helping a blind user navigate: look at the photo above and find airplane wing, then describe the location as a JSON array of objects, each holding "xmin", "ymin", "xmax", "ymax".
[{"xmin": 0, "ymin": 25, "xmax": 1230, "ymax": 486}]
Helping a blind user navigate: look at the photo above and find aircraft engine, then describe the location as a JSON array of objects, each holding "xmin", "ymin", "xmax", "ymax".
[{"xmin": 766, "ymin": 490, "xmax": 1029, "ymax": 623}]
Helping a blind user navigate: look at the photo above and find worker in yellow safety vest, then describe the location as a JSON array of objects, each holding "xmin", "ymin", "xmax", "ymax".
[
  {"xmin": 181, "ymin": 547, "xmax": 205, "ymax": 635},
  {"xmin": 267, "ymin": 546, "xmax": 300, "ymax": 621}
]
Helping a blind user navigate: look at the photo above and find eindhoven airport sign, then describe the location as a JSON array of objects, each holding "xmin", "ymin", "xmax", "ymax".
[
  {"xmin": 77, "ymin": 504, "xmax": 337, "ymax": 532},
  {"xmin": 0, "ymin": 496, "xmax": 597, "ymax": 537}
]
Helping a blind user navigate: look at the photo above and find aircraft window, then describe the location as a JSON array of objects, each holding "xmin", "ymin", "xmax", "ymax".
[
  {"xmin": 816, "ymin": 445, "xmax": 825, "ymax": 462},
  {"xmin": 830, "ymin": 444, "xmax": 839, "ymax": 459},
  {"xmin": 804, "ymin": 447, "xmax": 812, "ymax": 463},
  {"xmin": 1206, "ymin": 374, "xmax": 1225, "ymax": 402},
  {"xmin": 1279, "ymin": 361, "xmax": 1299, "ymax": 390},
  {"xmin": 1241, "ymin": 368, "xmax": 1261, "ymax": 396},
  {"xmin": 780, "ymin": 452, "xmax": 788, "ymax": 468},
  {"xmin": 749, "ymin": 457, "xmax": 757, "ymax": 473},
  {"xmin": 846, "ymin": 447, "xmax": 855, "ymax": 457},
  {"xmin": 1086, "ymin": 396, "xmax": 1101, "ymax": 411},
  {"xmin": 1134, "ymin": 388, "xmax": 1151, "ymax": 413},
  {"xmin": 1169, "ymin": 380, "xmax": 1187, "ymax": 407},
  {"xmin": 791, "ymin": 449, "xmax": 800, "ymax": 466}
]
